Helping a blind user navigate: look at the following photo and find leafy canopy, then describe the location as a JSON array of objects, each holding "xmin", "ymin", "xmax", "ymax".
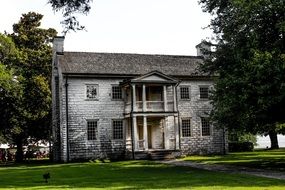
[{"xmin": 199, "ymin": 0, "xmax": 285, "ymax": 139}]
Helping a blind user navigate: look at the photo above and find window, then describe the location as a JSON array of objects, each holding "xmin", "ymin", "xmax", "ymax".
[
  {"xmin": 86, "ymin": 85, "xmax": 98, "ymax": 99},
  {"xmin": 201, "ymin": 117, "xmax": 211, "ymax": 136},
  {"xmin": 180, "ymin": 86, "xmax": 190, "ymax": 99},
  {"xmin": 181, "ymin": 119, "xmax": 191, "ymax": 137},
  {"xmin": 87, "ymin": 120, "xmax": 98, "ymax": 140},
  {"xmin": 200, "ymin": 86, "xmax": 209, "ymax": 99},
  {"xmin": 113, "ymin": 120, "xmax": 123, "ymax": 139},
  {"xmin": 112, "ymin": 86, "xmax": 123, "ymax": 100}
]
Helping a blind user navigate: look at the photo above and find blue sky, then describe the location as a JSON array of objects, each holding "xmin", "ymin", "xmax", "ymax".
[{"xmin": 0, "ymin": 0, "xmax": 213, "ymax": 55}]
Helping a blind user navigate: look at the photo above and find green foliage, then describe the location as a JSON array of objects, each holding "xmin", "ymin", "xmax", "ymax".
[
  {"xmin": 0, "ymin": 160, "xmax": 284, "ymax": 189},
  {"xmin": 48, "ymin": 0, "xmax": 92, "ymax": 34},
  {"xmin": 0, "ymin": 12, "xmax": 57, "ymax": 161},
  {"xmin": 229, "ymin": 132, "xmax": 257, "ymax": 145},
  {"xmin": 199, "ymin": 0, "xmax": 285, "ymax": 148},
  {"xmin": 0, "ymin": 35, "xmax": 24, "ymax": 143}
]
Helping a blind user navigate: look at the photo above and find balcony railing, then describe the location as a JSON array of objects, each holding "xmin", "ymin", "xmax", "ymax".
[{"xmin": 125, "ymin": 101, "xmax": 175, "ymax": 113}]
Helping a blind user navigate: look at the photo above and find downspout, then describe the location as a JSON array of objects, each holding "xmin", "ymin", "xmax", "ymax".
[
  {"xmin": 65, "ymin": 75, "xmax": 70, "ymax": 162},
  {"xmin": 130, "ymin": 85, "xmax": 135, "ymax": 159}
]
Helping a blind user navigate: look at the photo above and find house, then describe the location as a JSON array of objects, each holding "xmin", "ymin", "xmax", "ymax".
[{"xmin": 52, "ymin": 36, "xmax": 227, "ymax": 162}]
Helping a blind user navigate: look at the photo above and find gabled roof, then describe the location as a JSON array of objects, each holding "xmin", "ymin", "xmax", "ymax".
[
  {"xmin": 58, "ymin": 52, "xmax": 206, "ymax": 77},
  {"xmin": 121, "ymin": 70, "xmax": 179, "ymax": 86}
]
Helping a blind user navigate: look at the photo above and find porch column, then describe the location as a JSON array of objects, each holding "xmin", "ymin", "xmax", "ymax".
[
  {"xmin": 174, "ymin": 116, "xmax": 179, "ymax": 149},
  {"xmin": 173, "ymin": 85, "xmax": 177, "ymax": 112},
  {"xmin": 163, "ymin": 85, "xmax": 167, "ymax": 111},
  {"xmin": 143, "ymin": 116, "xmax": 148, "ymax": 150},
  {"xmin": 142, "ymin": 84, "xmax": 146, "ymax": 112},
  {"xmin": 132, "ymin": 84, "xmax": 136, "ymax": 111},
  {"xmin": 133, "ymin": 116, "xmax": 138, "ymax": 151}
]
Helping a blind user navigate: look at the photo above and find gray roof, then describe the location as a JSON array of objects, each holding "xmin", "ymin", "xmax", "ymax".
[{"xmin": 58, "ymin": 52, "xmax": 206, "ymax": 77}]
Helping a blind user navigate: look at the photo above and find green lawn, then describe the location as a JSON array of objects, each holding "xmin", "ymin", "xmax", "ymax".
[
  {"xmin": 183, "ymin": 148, "xmax": 285, "ymax": 171},
  {"xmin": 0, "ymin": 160, "xmax": 284, "ymax": 190}
]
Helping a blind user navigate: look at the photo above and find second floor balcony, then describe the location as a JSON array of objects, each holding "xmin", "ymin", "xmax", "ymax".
[{"xmin": 121, "ymin": 71, "xmax": 179, "ymax": 114}]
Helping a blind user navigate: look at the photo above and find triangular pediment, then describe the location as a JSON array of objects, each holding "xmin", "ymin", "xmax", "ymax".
[{"xmin": 131, "ymin": 71, "xmax": 178, "ymax": 83}]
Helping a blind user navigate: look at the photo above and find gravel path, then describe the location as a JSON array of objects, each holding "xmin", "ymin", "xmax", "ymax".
[{"xmin": 160, "ymin": 160, "xmax": 285, "ymax": 180}]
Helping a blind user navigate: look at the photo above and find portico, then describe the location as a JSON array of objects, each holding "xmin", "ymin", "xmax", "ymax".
[{"xmin": 121, "ymin": 71, "xmax": 180, "ymax": 153}]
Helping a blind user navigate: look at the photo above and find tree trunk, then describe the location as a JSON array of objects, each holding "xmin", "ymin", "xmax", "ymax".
[
  {"xmin": 15, "ymin": 138, "xmax": 24, "ymax": 162},
  {"xmin": 269, "ymin": 131, "xmax": 279, "ymax": 149}
]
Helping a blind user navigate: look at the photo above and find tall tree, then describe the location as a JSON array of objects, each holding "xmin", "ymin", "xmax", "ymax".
[
  {"xmin": 7, "ymin": 12, "xmax": 57, "ymax": 161},
  {"xmin": 0, "ymin": 34, "xmax": 23, "ymax": 145},
  {"xmin": 199, "ymin": 0, "xmax": 285, "ymax": 148}
]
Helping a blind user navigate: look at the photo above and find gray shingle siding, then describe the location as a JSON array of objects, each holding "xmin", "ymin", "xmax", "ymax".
[{"xmin": 52, "ymin": 51, "xmax": 227, "ymax": 162}]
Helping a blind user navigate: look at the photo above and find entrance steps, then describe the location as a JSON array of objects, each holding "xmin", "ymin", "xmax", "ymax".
[{"xmin": 134, "ymin": 150, "xmax": 181, "ymax": 160}]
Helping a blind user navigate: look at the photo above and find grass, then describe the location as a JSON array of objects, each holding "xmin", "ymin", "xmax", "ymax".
[
  {"xmin": 183, "ymin": 148, "xmax": 285, "ymax": 171},
  {"xmin": 0, "ymin": 160, "xmax": 284, "ymax": 190}
]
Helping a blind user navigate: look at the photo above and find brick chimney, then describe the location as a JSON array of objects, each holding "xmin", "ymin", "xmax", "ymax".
[
  {"xmin": 53, "ymin": 36, "xmax": 65, "ymax": 55},
  {"xmin": 196, "ymin": 41, "xmax": 211, "ymax": 57}
]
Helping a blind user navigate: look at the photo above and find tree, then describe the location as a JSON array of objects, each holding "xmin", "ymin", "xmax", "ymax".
[
  {"xmin": 199, "ymin": 0, "xmax": 285, "ymax": 148},
  {"xmin": 48, "ymin": 0, "xmax": 92, "ymax": 34},
  {"xmin": 0, "ymin": 34, "xmax": 23, "ymax": 145},
  {"xmin": 4, "ymin": 12, "xmax": 57, "ymax": 161}
]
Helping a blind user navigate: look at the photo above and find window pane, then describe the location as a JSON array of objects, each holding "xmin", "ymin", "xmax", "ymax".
[
  {"xmin": 112, "ymin": 86, "xmax": 122, "ymax": 100},
  {"xmin": 87, "ymin": 121, "xmax": 97, "ymax": 140},
  {"xmin": 87, "ymin": 85, "xmax": 98, "ymax": 99},
  {"xmin": 201, "ymin": 117, "xmax": 210, "ymax": 136},
  {"xmin": 181, "ymin": 119, "xmax": 191, "ymax": 137},
  {"xmin": 180, "ymin": 87, "xmax": 190, "ymax": 99},
  {"xmin": 113, "ymin": 120, "xmax": 123, "ymax": 139},
  {"xmin": 200, "ymin": 87, "xmax": 209, "ymax": 99}
]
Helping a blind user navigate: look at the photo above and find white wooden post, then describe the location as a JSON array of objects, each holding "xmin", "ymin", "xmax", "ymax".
[
  {"xmin": 174, "ymin": 116, "xmax": 179, "ymax": 149},
  {"xmin": 173, "ymin": 85, "xmax": 177, "ymax": 112},
  {"xmin": 133, "ymin": 116, "xmax": 138, "ymax": 151},
  {"xmin": 142, "ymin": 84, "xmax": 146, "ymax": 112},
  {"xmin": 163, "ymin": 85, "xmax": 167, "ymax": 111},
  {"xmin": 132, "ymin": 84, "xmax": 136, "ymax": 111},
  {"xmin": 143, "ymin": 116, "xmax": 148, "ymax": 150}
]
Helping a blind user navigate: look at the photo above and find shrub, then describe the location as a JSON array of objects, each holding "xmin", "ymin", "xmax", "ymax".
[{"xmin": 229, "ymin": 142, "xmax": 254, "ymax": 152}]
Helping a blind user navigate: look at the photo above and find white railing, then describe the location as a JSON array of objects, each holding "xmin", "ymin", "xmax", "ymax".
[
  {"xmin": 124, "ymin": 101, "xmax": 175, "ymax": 113},
  {"xmin": 138, "ymin": 140, "xmax": 145, "ymax": 150}
]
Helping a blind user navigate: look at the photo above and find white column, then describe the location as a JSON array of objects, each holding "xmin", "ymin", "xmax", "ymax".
[
  {"xmin": 174, "ymin": 116, "xmax": 179, "ymax": 149},
  {"xmin": 132, "ymin": 84, "xmax": 136, "ymax": 111},
  {"xmin": 143, "ymin": 116, "xmax": 148, "ymax": 150},
  {"xmin": 163, "ymin": 85, "xmax": 167, "ymax": 111},
  {"xmin": 142, "ymin": 84, "xmax": 146, "ymax": 112},
  {"xmin": 133, "ymin": 116, "xmax": 138, "ymax": 151},
  {"xmin": 173, "ymin": 85, "xmax": 177, "ymax": 112}
]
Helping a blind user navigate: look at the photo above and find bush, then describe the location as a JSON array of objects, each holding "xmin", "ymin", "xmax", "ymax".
[{"xmin": 229, "ymin": 142, "xmax": 254, "ymax": 152}]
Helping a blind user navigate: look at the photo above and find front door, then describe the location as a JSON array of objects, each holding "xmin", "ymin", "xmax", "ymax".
[{"xmin": 147, "ymin": 123, "xmax": 164, "ymax": 149}]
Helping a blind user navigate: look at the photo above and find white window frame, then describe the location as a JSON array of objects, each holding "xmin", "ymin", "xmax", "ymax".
[
  {"xmin": 201, "ymin": 117, "xmax": 211, "ymax": 136},
  {"xmin": 87, "ymin": 120, "xmax": 98, "ymax": 140},
  {"xmin": 180, "ymin": 86, "xmax": 191, "ymax": 100},
  {"xmin": 86, "ymin": 84, "xmax": 99, "ymax": 100},
  {"xmin": 199, "ymin": 86, "xmax": 209, "ymax": 100},
  {"xmin": 111, "ymin": 85, "xmax": 123, "ymax": 100},
  {"xmin": 112, "ymin": 119, "xmax": 124, "ymax": 140},
  {"xmin": 181, "ymin": 118, "xmax": 192, "ymax": 137}
]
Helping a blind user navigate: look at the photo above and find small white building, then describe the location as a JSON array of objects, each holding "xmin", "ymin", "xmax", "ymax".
[{"xmin": 51, "ymin": 37, "xmax": 227, "ymax": 162}]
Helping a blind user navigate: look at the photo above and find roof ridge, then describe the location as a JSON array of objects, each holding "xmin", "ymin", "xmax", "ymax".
[{"xmin": 63, "ymin": 51, "xmax": 202, "ymax": 59}]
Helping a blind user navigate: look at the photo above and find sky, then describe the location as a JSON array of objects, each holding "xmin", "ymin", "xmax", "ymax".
[{"xmin": 0, "ymin": 0, "xmax": 213, "ymax": 56}]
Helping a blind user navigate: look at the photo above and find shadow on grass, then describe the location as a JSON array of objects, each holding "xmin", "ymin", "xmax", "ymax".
[
  {"xmin": 184, "ymin": 148, "xmax": 285, "ymax": 171},
  {"xmin": 0, "ymin": 160, "xmax": 284, "ymax": 189}
]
